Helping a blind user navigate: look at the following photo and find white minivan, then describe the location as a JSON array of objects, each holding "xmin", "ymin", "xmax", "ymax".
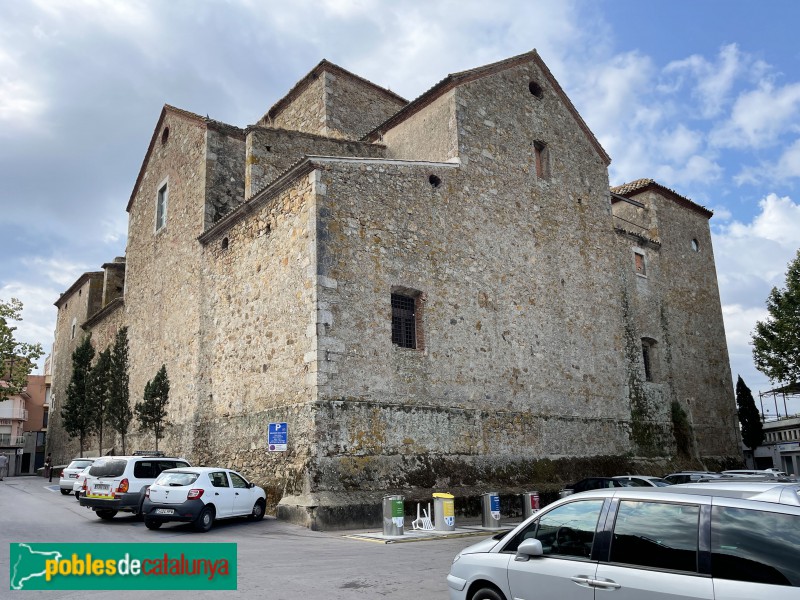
[{"xmin": 448, "ymin": 482, "xmax": 800, "ymax": 600}]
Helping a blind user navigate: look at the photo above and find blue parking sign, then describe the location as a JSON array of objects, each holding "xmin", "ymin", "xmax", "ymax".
[{"xmin": 268, "ymin": 422, "xmax": 288, "ymax": 451}]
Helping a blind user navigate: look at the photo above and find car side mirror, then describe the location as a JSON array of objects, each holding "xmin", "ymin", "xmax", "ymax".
[
  {"xmin": 514, "ymin": 538, "xmax": 543, "ymax": 562},
  {"xmin": 248, "ymin": 482, "xmax": 254, "ymax": 489}
]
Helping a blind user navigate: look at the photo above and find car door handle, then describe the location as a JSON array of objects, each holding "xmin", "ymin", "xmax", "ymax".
[
  {"xmin": 570, "ymin": 576, "xmax": 594, "ymax": 588},
  {"xmin": 591, "ymin": 578, "xmax": 621, "ymax": 590}
]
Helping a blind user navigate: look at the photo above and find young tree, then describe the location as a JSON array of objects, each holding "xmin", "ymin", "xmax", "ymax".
[
  {"xmin": 88, "ymin": 348, "xmax": 111, "ymax": 457},
  {"xmin": 752, "ymin": 249, "xmax": 800, "ymax": 385},
  {"xmin": 0, "ymin": 298, "xmax": 43, "ymax": 402},
  {"xmin": 736, "ymin": 376, "xmax": 764, "ymax": 451},
  {"xmin": 61, "ymin": 335, "xmax": 95, "ymax": 457},
  {"xmin": 106, "ymin": 327, "xmax": 133, "ymax": 454},
  {"xmin": 136, "ymin": 364, "xmax": 170, "ymax": 452}
]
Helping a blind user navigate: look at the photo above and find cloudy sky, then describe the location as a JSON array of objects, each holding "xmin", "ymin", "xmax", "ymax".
[{"xmin": 2, "ymin": 0, "xmax": 799, "ymax": 416}]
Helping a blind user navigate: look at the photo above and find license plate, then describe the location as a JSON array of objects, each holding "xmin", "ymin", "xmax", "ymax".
[
  {"xmin": 155, "ymin": 508, "xmax": 174, "ymax": 515},
  {"xmin": 69, "ymin": 474, "xmax": 78, "ymax": 478},
  {"xmin": 94, "ymin": 484, "xmax": 110, "ymax": 491}
]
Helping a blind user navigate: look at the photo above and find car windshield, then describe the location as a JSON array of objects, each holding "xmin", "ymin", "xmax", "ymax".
[
  {"xmin": 88, "ymin": 459, "xmax": 127, "ymax": 477},
  {"xmin": 67, "ymin": 460, "xmax": 93, "ymax": 470},
  {"xmin": 155, "ymin": 471, "xmax": 199, "ymax": 486}
]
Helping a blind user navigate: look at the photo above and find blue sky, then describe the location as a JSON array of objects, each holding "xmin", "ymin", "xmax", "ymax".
[{"xmin": 1, "ymin": 0, "xmax": 799, "ymax": 416}]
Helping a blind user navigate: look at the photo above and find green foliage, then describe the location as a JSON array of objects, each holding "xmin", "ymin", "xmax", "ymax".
[
  {"xmin": 752, "ymin": 249, "xmax": 800, "ymax": 385},
  {"xmin": 0, "ymin": 298, "xmax": 43, "ymax": 402},
  {"xmin": 106, "ymin": 327, "xmax": 132, "ymax": 454},
  {"xmin": 88, "ymin": 348, "xmax": 111, "ymax": 456},
  {"xmin": 136, "ymin": 364, "xmax": 170, "ymax": 451},
  {"xmin": 736, "ymin": 376, "xmax": 764, "ymax": 451},
  {"xmin": 61, "ymin": 335, "xmax": 95, "ymax": 456}
]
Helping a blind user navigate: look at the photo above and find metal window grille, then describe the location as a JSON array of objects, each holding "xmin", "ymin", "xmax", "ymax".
[{"xmin": 391, "ymin": 294, "xmax": 416, "ymax": 349}]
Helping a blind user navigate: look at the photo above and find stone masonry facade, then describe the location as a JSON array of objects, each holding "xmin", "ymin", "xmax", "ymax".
[{"xmin": 48, "ymin": 51, "xmax": 740, "ymax": 529}]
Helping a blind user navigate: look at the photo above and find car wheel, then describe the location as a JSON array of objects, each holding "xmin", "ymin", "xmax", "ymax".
[
  {"xmin": 95, "ymin": 509, "xmax": 118, "ymax": 520},
  {"xmin": 145, "ymin": 519, "xmax": 162, "ymax": 530},
  {"xmin": 60, "ymin": 488, "xmax": 71, "ymax": 495},
  {"xmin": 470, "ymin": 587, "xmax": 504, "ymax": 600},
  {"xmin": 194, "ymin": 506, "xmax": 215, "ymax": 532},
  {"xmin": 75, "ymin": 491, "xmax": 81, "ymax": 500},
  {"xmin": 250, "ymin": 499, "xmax": 266, "ymax": 521}
]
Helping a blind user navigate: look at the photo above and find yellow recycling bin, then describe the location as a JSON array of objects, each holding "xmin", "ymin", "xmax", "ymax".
[{"xmin": 433, "ymin": 492, "xmax": 455, "ymax": 531}]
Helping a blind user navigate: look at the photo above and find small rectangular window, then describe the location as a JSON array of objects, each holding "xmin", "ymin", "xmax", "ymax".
[
  {"xmin": 634, "ymin": 250, "xmax": 647, "ymax": 276},
  {"xmin": 534, "ymin": 141, "xmax": 550, "ymax": 180},
  {"xmin": 156, "ymin": 183, "xmax": 168, "ymax": 231},
  {"xmin": 391, "ymin": 293, "xmax": 417, "ymax": 349}
]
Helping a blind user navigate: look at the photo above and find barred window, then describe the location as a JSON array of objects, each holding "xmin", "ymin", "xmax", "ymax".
[{"xmin": 391, "ymin": 293, "xmax": 417, "ymax": 349}]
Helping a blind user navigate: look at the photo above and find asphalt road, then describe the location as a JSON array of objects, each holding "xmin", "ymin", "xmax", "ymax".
[{"xmin": 0, "ymin": 476, "xmax": 486, "ymax": 599}]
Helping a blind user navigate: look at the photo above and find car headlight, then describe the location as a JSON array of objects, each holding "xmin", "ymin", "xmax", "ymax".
[{"xmin": 452, "ymin": 553, "xmax": 461, "ymax": 564}]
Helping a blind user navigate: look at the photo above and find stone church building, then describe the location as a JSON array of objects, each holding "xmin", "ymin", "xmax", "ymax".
[{"xmin": 48, "ymin": 50, "xmax": 740, "ymax": 528}]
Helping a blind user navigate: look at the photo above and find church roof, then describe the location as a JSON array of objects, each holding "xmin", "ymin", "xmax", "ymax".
[
  {"xmin": 610, "ymin": 178, "xmax": 713, "ymax": 219},
  {"xmin": 362, "ymin": 49, "xmax": 610, "ymax": 166}
]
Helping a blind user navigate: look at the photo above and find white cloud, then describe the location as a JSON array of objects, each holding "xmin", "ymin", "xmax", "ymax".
[
  {"xmin": 711, "ymin": 81, "xmax": 800, "ymax": 149},
  {"xmin": 664, "ymin": 44, "xmax": 744, "ymax": 118},
  {"xmin": 713, "ymin": 193, "xmax": 800, "ymax": 397}
]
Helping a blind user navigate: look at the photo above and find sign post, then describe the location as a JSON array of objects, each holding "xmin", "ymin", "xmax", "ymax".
[{"xmin": 268, "ymin": 422, "xmax": 288, "ymax": 452}]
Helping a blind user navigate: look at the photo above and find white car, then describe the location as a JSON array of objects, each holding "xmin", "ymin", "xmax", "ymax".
[
  {"xmin": 448, "ymin": 482, "xmax": 800, "ymax": 600},
  {"xmin": 72, "ymin": 469, "xmax": 90, "ymax": 499},
  {"xmin": 80, "ymin": 455, "xmax": 190, "ymax": 519},
  {"xmin": 141, "ymin": 467, "xmax": 267, "ymax": 532},
  {"xmin": 612, "ymin": 475, "xmax": 670, "ymax": 487},
  {"xmin": 58, "ymin": 458, "xmax": 96, "ymax": 495}
]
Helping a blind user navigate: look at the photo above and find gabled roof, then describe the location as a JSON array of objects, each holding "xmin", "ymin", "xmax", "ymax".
[
  {"xmin": 54, "ymin": 272, "xmax": 103, "ymax": 308},
  {"xmin": 362, "ymin": 49, "xmax": 611, "ymax": 166},
  {"xmin": 258, "ymin": 59, "xmax": 408, "ymax": 125},
  {"xmin": 125, "ymin": 105, "xmax": 245, "ymax": 213},
  {"xmin": 610, "ymin": 178, "xmax": 713, "ymax": 219}
]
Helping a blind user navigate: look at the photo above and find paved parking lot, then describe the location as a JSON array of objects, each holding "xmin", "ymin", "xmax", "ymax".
[{"xmin": 1, "ymin": 476, "xmax": 508, "ymax": 598}]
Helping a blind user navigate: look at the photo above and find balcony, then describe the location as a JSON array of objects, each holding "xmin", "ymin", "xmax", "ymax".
[
  {"xmin": 0, "ymin": 434, "xmax": 25, "ymax": 446},
  {"xmin": 0, "ymin": 407, "xmax": 28, "ymax": 421}
]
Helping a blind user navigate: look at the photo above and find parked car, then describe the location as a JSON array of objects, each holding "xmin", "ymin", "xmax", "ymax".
[
  {"xmin": 72, "ymin": 469, "xmax": 90, "ymax": 499},
  {"xmin": 79, "ymin": 455, "xmax": 190, "ymax": 520},
  {"xmin": 141, "ymin": 467, "xmax": 266, "ymax": 532},
  {"xmin": 613, "ymin": 475, "xmax": 670, "ymax": 487},
  {"xmin": 662, "ymin": 471, "xmax": 721, "ymax": 485},
  {"xmin": 447, "ymin": 481, "xmax": 800, "ymax": 600},
  {"xmin": 58, "ymin": 458, "xmax": 96, "ymax": 495},
  {"xmin": 560, "ymin": 477, "xmax": 630, "ymax": 497}
]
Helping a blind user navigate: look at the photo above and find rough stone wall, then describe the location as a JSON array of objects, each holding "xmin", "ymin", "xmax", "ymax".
[
  {"xmin": 323, "ymin": 71, "xmax": 406, "ymax": 140},
  {"xmin": 267, "ymin": 70, "xmax": 405, "ymax": 141},
  {"xmin": 123, "ymin": 112, "xmax": 208, "ymax": 457},
  {"xmin": 269, "ymin": 75, "xmax": 326, "ymax": 137},
  {"xmin": 195, "ymin": 173, "xmax": 319, "ymax": 501},
  {"xmin": 101, "ymin": 261, "xmax": 125, "ymax": 306},
  {"xmin": 381, "ymin": 90, "xmax": 459, "ymax": 162},
  {"xmin": 245, "ymin": 127, "xmax": 386, "ymax": 197},
  {"xmin": 204, "ymin": 127, "xmax": 246, "ymax": 228},
  {"xmin": 296, "ymin": 59, "xmax": 630, "ymax": 510},
  {"xmin": 619, "ymin": 190, "xmax": 738, "ymax": 458},
  {"xmin": 48, "ymin": 274, "xmax": 104, "ymax": 464}
]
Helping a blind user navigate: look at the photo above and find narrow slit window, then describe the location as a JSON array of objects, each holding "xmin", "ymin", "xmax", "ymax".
[
  {"xmin": 156, "ymin": 183, "xmax": 168, "ymax": 231},
  {"xmin": 391, "ymin": 293, "xmax": 417, "ymax": 349},
  {"xmin": 533, "ymin": 141, "xmax": 550, "ymax": 180},
  {"xmin": 634, "ymin": 250, "xmax": 647, "ymax": 276}
]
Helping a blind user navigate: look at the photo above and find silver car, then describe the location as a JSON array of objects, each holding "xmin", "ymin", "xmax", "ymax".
[{"xmin": 448, "ymin": 482, "xmax": 800, "ymax": 600}]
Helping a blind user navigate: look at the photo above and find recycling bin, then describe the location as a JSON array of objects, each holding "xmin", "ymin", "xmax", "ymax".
[
  {"xmin": 433, "ymin": 492, "xmax": 456, "ymax": 531},
  {"xmin": 481, "ymin": 491, "xmax": 501, "ymax": 529},
  {"xmin": 382, "ymin": 494, "xmax": 405, "ymax": 536},
  {"xmin": 522, "ymin": 491, "xmax": 540, "ymax": 518}
]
